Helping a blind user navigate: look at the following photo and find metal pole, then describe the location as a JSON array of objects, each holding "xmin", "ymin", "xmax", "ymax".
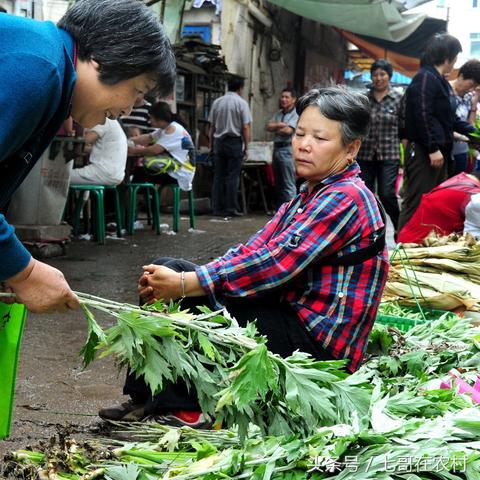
[{"xmin": 159, "ymin": 0, "xmax": 166, "ymax": 23}]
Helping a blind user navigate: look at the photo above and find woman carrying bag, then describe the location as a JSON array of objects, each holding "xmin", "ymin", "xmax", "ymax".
[{"xmin": 128, "ymin": 102, "xmax": 195, "ymax": 192}]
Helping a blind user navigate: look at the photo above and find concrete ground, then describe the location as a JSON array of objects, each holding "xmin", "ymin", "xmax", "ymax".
[{"xmin": 0, "ymin": 209, "xmax": 395, "ymax": 465}]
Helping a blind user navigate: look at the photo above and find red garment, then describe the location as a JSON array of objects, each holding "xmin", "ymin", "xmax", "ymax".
[{"xmin": 398, "ymin": 173, "xmax": 480, "ymax": 243}]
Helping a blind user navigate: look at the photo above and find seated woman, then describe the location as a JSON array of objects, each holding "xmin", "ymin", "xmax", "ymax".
[
  {"xmin": 99, "ymin": 86, "xmax": 389, "ymax": 427},
  {"xmin": 127, "ymin": 101, "xmax": 195, "ymax": 191}
]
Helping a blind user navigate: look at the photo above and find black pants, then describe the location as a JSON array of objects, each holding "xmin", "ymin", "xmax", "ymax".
[
  {"xmin": 211, "ymin": 136, "xmax": 243, "ymax": 215},
  {"xmin": 124, "ymin": 257, "xmax": 332, "ymax": 413},
  {"xmin": 357, "ymin": 155, "xmax": 400, "ymax": 232},
  {"xmin": 398, "ymin": 142, "xmax": 448, "ymax": 231}
]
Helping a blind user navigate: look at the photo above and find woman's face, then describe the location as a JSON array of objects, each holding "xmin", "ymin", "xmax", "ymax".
[
  {"xmin": 455, "ymin": 75, "xmax": 478, "ymax": 96},
  {"xmin": 372, "ymin": 68, "xmax": 390, "ymax": 92},
  {"xmin": 292, "ymin": 106, "xmax": 360, "ymax": 188},
  {"xmin": 71, "ymin": 60, "xmax": 155, "ymax": 128}
]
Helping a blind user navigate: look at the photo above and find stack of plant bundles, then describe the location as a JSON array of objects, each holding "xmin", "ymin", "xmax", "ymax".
[{"xmin": 382, "ymin": 232, "xmax": 480, "ymax": 313}]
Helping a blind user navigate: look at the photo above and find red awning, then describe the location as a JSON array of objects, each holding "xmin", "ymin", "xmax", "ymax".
[{"xmin": 340, "ymin": 30, "xmax": 419, "ymax": 77}]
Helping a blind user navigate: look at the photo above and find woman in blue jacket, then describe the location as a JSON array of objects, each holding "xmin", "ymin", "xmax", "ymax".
[{"xmin": 0, "ymin": 0, "xmax": 175, "ymax": 313}]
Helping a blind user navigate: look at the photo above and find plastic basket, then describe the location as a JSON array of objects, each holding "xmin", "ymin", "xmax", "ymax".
[
  {"xmin": 0, "ymin": 302, "xmax": 27, "ymax": 440},
  {"xmin": 376, "ymin": 312, "xmax": 426, "ymax": 332},
  {"xmin": 376, "ymin": 306, "xmax": 455, "ymax": 333}
]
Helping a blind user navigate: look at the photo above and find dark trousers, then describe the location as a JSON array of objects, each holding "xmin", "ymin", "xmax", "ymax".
[
  {"xmin": 357, "ymin": 156, "xmax": 400, "ymax": 232},
  {"xmin": 398, "ymin": 142, "xmax": 448, "ymax": 231},
  {"xmin": 211, "ymin": 136, "xmax": 243, "ymax": 215},
  {"xmin": 124, "ymin": 257, "xmax": 332, "ymax": 414},
  {"xmin": 452, "ymin": 152, "xmax": 469, "ymax": 177}
]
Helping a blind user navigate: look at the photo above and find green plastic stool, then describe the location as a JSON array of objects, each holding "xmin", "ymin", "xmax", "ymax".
[
  {"xmin": 158, "ymin": 184, "xmax": 196, "ymax": 232},
  {"xmin": 0, "ymin": 302, "xmax": 27, "ymax": 439},
  {"xmin": 126, "ymin": 183, "xmax": 160, "ymax": 235},
  {"xmin": 69, "ymin": 185, "xmax": 105, "ymax": 244}
]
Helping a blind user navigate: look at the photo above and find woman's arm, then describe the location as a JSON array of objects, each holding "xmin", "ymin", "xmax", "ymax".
[
  {"xmin": 128, "ymin": 143, "xmax": 165, "ymax": 156},
  {"xmin": 469, "ymin": 88, "xmax": 479, "ymax": 125},
  {"xmin": 197, "ymin": 191, "xmax": 361, "ymax": 299},
  {"xmin": 411, "ymin": 72, "xmax": 442, "ymax": 164},
  {"xmin": 83, "ymin": 130, "xmax": 99, "ymax": 155},
  {"xmin": 138, "ymin": 265, "xmax": 203, "ymax": 303},
  {"xmin": 130, "ymin": 133, "xmax": 154, "ymax": 146}
]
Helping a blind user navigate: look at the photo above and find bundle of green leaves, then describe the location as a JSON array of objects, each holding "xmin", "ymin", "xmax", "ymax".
[{"xmin": 78, "ymin": 293, "xmax": 371, "ymax": 439}]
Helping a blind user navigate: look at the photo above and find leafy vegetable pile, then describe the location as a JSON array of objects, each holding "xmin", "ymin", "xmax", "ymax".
[{"xmin": 4, "ymin": 294, "xmax": 480, "ymax": 479}]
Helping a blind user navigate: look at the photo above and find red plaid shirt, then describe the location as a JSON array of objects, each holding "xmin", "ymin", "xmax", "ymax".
[{"xmin": 197, "ymin": 163, "xmax": 389, "ymax": 371}]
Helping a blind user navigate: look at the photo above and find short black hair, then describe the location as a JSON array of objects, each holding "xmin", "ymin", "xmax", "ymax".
[
  {"xmin": 458, "ymin": 59, "xmax": 480, "ymax": 84},
  {"xmin": 58, "ymin": 0, "xmax": 176, "ymax": 97},
  {"xmin": 0, "ymin": 6, "xmax": 7, "ymax": 13},
  {"xmin": 370, "ymin": 59, "xmax": 393, "ymax": 79},
  {"xmin": 296, "ymin": 86, "xmax": 371, "ymax": 145},
  {"xmin": 228, "ymin": 77, "xmax": 245, "ymax": 92},
  {"xmin": 282, "ymin": 87, "xmax": 297, "ymax": 98},
  {"xmin": 150, "ymin": 101, "xmax": 173, "ymax": 123},
  {"xmin": 421, "ymin": 33, "xmax": 462, "ymax": 67}
]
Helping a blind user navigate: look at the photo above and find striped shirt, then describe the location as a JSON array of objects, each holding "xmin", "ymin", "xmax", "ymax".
[
  {"xmin": 120, "ymin": 101, "xmax": 153, "ymax": 134},
  {"xmin": 196, "ymin": 163, "xmax": 389, "ymax": 371}
]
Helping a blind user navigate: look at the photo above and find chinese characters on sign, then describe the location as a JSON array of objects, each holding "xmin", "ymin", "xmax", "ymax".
[{"xmin": 307, "ymin": 455, "xmax": 467, "ymax": 474}]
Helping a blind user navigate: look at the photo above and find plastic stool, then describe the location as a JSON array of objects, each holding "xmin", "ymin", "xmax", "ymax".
[
  {"xmin": 158, "ymin": 184, "xmax": 196, "ymax": 232},
  {"xmin": 126, "ymin": 183, "xmax": 160, "ymax": 235},
  {"xmin": 103, "ymin": 185, "xmax": 124, "ymax": 237},
  {"xmin": 69, "ymin": 184, "xmax": 105, "ymax": 244}
]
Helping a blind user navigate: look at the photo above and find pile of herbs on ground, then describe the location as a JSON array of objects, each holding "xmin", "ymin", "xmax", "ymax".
[{"xmin": 4, "ymin": 293, "xmax": 480, "ymax": 479}]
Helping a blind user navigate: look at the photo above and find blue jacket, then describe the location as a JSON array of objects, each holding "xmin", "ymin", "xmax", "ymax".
[{"xmin": 0, "ymin": 15, "xmax": 76, "ymax": 281}]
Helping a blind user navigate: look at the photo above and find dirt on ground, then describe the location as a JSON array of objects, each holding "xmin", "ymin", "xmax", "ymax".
[{"xmin": 0, "ymin": 213, "xmax": 267, "ymax": 469}]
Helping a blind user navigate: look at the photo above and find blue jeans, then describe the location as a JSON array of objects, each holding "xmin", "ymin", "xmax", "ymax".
[
  {"xmin": 211, "ymin": 137, "xmax": 243, "ymax": 215},
  {"xmin": 272, "ymin": 146, "xmax": 297, "ymax": 207}
]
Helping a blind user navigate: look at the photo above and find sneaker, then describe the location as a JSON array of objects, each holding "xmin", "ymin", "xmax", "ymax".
[
  {"xmin": 146, "ymin": 410, "xmax": 213, "ymax": 429},
  {"xmin": 98, "ymin": 400, "xmax": 146, "ymax": 421}
]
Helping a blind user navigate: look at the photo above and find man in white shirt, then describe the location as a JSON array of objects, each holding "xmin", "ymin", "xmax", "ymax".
[
  {"xmin": 70, "ymin": 118, "xmax": 127, "ymax": 186},
  {"xmin": 208, "ymin": 77, "xmax": 252, "ymax": 217}
]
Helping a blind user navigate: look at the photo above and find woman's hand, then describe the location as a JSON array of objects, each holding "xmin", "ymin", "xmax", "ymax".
[
  {"xmin": 138, "ymin": 265, "xmax": 182, "ymax": 304},
  {"xmin": 471, "ymin": 87, "xmax": 480, "ymax": 111},
  {"xmin": 429, "ymin": 150, "xmax": 444, "ymax": 169},
  {"xmin": 6, "ymin": 259, "xmax": 80, "ymax": 313}
]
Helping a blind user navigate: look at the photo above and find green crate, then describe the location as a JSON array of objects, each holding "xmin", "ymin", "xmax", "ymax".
[
  {"xmin": 375, "ymin": 307, "xmax": 455, "ymax": 333},
  {"xmin": 0, "ymin": 302, "xmax": 27, "ymax": 440},
  {"xmin": 375, "ymin": 313, "xmax": 426, "ymax": 332}
]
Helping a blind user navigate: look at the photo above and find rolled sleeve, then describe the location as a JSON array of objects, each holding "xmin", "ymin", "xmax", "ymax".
[{"xmin": 0, "ymin": 215, "xmax": 31, "ymax": 281}]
